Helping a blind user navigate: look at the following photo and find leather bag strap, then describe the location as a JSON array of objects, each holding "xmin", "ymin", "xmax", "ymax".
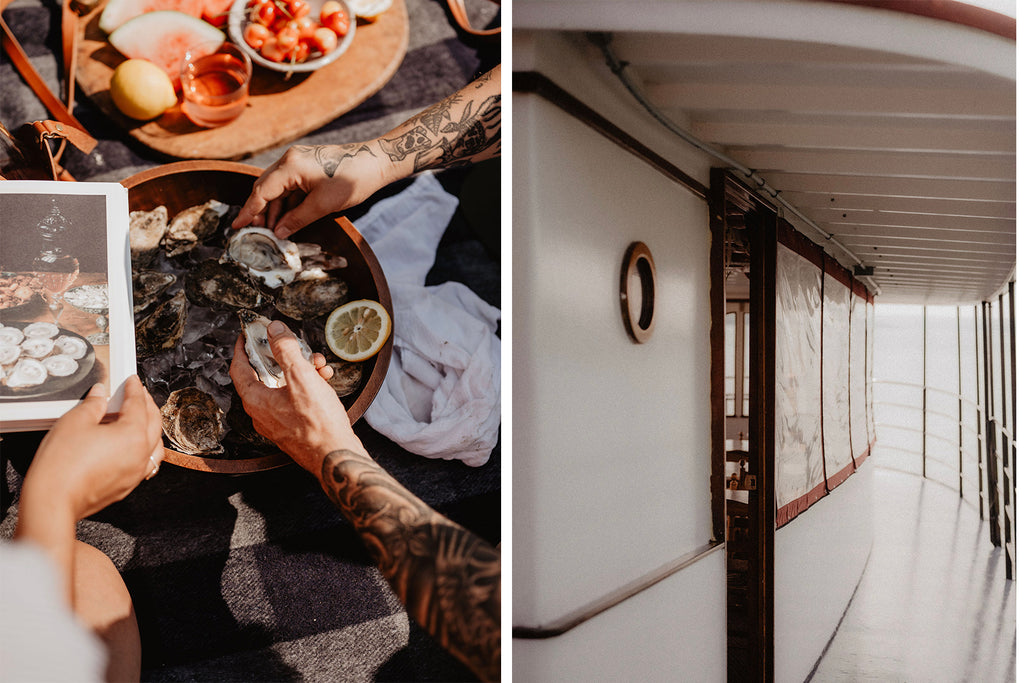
[{"xmin": 446, "ymin": 0, "xmax": 500, "ymax": 38}]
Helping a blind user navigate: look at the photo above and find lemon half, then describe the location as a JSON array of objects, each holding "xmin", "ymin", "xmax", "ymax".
[{"xmin": 325, "ymin": 299, "xmax": 391, "ymax": 362}]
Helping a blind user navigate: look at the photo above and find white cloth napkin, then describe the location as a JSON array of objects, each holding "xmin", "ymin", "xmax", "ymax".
[{"xmin": 356, "ymin": 173, "xmax": 500, "ymax": 467}]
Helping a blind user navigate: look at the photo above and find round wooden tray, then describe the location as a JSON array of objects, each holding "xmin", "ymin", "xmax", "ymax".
[
  {"xmin": 122, "ymin": 160, "xmax": 393, "ymax": 473},
  {"xmin": 77, "ymin": 1, "xmax": 408, "ymax": 160}
]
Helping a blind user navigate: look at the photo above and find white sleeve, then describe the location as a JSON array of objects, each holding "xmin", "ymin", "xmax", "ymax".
[{"xmin": 0, "ymin": 542, "xmax": 105, "ymax": 682}]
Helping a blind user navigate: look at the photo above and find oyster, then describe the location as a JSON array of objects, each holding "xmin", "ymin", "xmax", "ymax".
[
  {"xmin": 0, "ymin": 326, "xmax": 25, "ymax": 346},
  {"xmin": 6, "ymin": 358, "xmax": 46, "ymax": 388},
  {"xmin": 23, "ymin": 321, "xmax": 59, "ymax": 339},
  {"xmin": 136, "ymin": 290, "xmax": 188, "ymax": 357},
  {"xmin": 130, "ymin": 205, "xmax": 169, "ymax": 267},
  {"xmin": 133, "ymin": 271, "xmax": 177, "ymax": 314},
  {"xmin": 20, "ymin": 337, "xmax": 54, "ymax": 358},
  {"xmin": 42, "ymin": 354, "xmax": 78, "ymax": 377},
  {"xmin": 0, "ymin": 344, "xmax": 21, "ymax": 365},
  {"xmin": 295, "ymin": 242, "xmax": 348, "ymax": 279},
  {"xmin": 238, "ymin": 310, "xmax": 312, "ymax": 388},
  {"xmin": 273, "ymin": 276, "xmax": 348, "ymax": 320},
  {"xmin": 163, "ymin": 200, "xmax": 230, "ymax": 258},
  {"xmin": 226, "ymin": 393, "xmax": 275, "ymax": 449},
  {"xmin": 184, "ymin": 260, "xmax": 269, "ymax": 311},
  {"xmin": 326, "ymin": 360, "xmax": 362, "ymax": 397},
  {"xmin": 222, "ymin": 228, "xmax": 302, "ymax": 288},
  {"xmin": 160, "ymin": 386, "xmax": 227, "ymax": 455},
  {"xmin": 54, "ymin": 335, "xmax": 88, "ymax": 360}
]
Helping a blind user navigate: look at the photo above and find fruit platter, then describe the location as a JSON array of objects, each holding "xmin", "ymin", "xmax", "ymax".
[
  {"xmin": 74, "ymin": 0, "xmax": 408, "ymax": 159},
  {"xmin": 122, "ymin": 160, "xmax": 393, "ymax": 473}
]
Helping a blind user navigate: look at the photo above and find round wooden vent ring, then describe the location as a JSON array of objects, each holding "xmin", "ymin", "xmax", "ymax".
[{"xmin": 620, "ymin": 241, "xmax": 656, "ymax": 343}]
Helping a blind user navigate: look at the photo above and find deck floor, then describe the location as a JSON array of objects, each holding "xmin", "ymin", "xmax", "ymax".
[{"xmin": 809, "ymin": 467, "xmax": 1016, "ymax": 682}]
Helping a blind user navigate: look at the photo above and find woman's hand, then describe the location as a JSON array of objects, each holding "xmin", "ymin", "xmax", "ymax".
[
  {"xmin": 25, "ymin": 375, "xmax": 165, "ymax": 521},
  {"xmin": 231, "ymin": 142, "xmax": 390, "ymax": 240},
  {"xmin": 230, "ymin": 321, "xmax": 366, "ymax": 473}
]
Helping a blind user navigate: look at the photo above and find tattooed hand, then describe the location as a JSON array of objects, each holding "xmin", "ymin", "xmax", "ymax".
[
  {"xmin": 232, "ymin": 141, "xmax": 387, "ymax": 240},
  {"xmin": 232, "ymin": 64, "xmax": 501, "ymax": 240}
]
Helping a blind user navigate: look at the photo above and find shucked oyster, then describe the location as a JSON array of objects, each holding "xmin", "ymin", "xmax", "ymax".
[
  {"xmin": 238, "ymin": 310, "xmax": 312, "ymax": 388},
  {"xmin": 184, "ymin": 259, "xmax": 269, "ymax": 311},
  {"xmin": 295, "ymin": 242, "xmax": 348, "ymax": 280},
  {"xmin": 273, "ymin": 276, "xmax": 348, "ymax": 320},
  {"xmin": 326, "ymin": 360, "xmax": 362, "ymax": 397},
  {"xmin": 160, "ymin": 386, "xmax": 227, "ymax": 455},
  {"xmin": 130, "ymin": 206, "xmax": 169, "ymax": 267},
  {"xmin": 222, "ymin": 228, "xmax": 303, "ymax": 288},
  {"xmin": 163, "ymin": 200, "xmax": 230, "ymax": 257},
  {"xmin": 132, "ymin": 271, "xmax": 177, "ymax": 314},
  {"xmin": 136, "ymin": 290, "xmax": 188, "ymax": 357}
]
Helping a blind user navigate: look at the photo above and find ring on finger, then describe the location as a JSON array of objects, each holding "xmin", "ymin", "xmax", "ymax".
[{"xmin": 146, "ymin": 454, "xmax": 161, "ymax": 480}]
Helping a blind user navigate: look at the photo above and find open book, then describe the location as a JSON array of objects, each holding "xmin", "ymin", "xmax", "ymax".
[{"xmin": 0, "ymin": 181, "xmax": 134, "ymax": 432}]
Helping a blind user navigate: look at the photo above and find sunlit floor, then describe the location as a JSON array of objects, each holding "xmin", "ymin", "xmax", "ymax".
[{"xmin": 810, "ymin": 467, "xmax": 1016, "ymax": 683}]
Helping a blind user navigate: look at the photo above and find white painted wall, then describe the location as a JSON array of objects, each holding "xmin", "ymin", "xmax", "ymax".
[
  {"xmin": 774, "ymin": 459, "xmax": 875, "ymax": 682},
  {"xmin": 512, "ymin": 31, "xmax": 724, "ymax": 681}
]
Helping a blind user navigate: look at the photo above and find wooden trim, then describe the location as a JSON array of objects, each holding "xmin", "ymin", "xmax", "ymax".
[
  {"xmin": 710, "ymin": 170, "xmax": 727, "ymax": 543},
  {"xmin": 854, "ymin": 446, "xmax": 871, "ymax": 468},
  {"xmin": 747, "ymin": 181, "xmax": 777, "ymax": 683},
  {"xmin": 825, "ymin": 462, "xmax": 856, "ymax": 491},
  {"xmin": 824, "ymin": 0, "xmax": 1015, "ymax": 40},
  {"xmin": 776, "ymin": 482, "xmax": 829, "ymax": 528},
  {"xmin": 513, "ymin": 71, "xmax": 708, "ymax": 200}
]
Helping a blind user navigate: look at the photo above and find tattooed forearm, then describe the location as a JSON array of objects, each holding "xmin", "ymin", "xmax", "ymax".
[
  {"xmin": 377, "ymin": 67, "xmax": 501, "ymax": 173},
  {"xmin": 321, "ymin": 450, "xmax": 501, "ymax": 681}
]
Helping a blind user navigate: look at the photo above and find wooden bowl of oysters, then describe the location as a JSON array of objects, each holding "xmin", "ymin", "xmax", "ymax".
[{"xmin": 122, "ymin": 160, "xmax": 392, "ymax": 474}]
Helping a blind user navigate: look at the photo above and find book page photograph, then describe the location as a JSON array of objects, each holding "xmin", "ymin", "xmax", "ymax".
[{"xmin": 0, "ymin": 181, "xmax": 133, "ymax": 430}]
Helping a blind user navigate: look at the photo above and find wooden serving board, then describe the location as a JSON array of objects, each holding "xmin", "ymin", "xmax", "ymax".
[{"xmin": 75, "ymin": 1, "xmax": 409, "ymax": 160}]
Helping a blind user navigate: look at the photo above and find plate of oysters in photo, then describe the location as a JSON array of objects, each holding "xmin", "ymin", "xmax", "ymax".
[
  {"xmin": 122, "ymin": 160, "xmax": 393, "ymax": 474},
  {"xmin": 0, "ymin": 321, "xmax": 96, "ymax": 399}
]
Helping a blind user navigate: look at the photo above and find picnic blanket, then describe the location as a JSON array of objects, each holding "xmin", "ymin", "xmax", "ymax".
[{"xmin": 0, "ymin": 0, "xmax": 500, "ymax": 679}]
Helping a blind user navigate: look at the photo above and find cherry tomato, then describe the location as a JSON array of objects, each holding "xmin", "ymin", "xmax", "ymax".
[
  {"xmin": 285, "ymin": 0, "xmax": 310, "ymax": 20},
  {"xmin": 309, "ymin": 26, "xmax": 338, "ymax": 54},
  {"xmin": 288, "ymin": 40, "xmax": 310, "ymax": 63},
  {"xmin": 243, "ymin": 22, "xmax": 272, "ymax": 50},
  {"xmin": 323, "ymin": 10, "xmax": 349, "ymax": 36},
  {"xmin": 295, "ymin": 16, "xmax": 318, "ymax": 40},
  {"xmin": 276, "ymin": 24, "xmax": 300, "ymax": 51},
  {"xmin": 251, "ymin": 0, "xmax": 276, "ymax": 27},
  {"xmin": 260, "ymin": 36, "xmax": 289, "ymax": 62},
  {"xmin": 320, "ymin": 1, "xmax": 342, "ymax": 23}
]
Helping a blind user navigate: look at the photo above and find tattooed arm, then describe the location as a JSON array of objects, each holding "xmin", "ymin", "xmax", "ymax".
[
  {"xmin": 230, "ymin": 322, "xmax": 501, "ymax": 681},
  {"xmin": 232, "ymin": 64, "xmax": 501, "ymax": 239}
]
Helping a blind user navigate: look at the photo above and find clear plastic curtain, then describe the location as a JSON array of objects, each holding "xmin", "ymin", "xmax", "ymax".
[
  {"xmin": 850, "ymin": 295, "xmax": 869, "ymax": 463},
  {"xmin": 822, "ymin": 275, "xmax": 854, "ymax": 486},
  {"xmin": 775, "ymin": 244, "xmax": 825, "ymax": 523}
]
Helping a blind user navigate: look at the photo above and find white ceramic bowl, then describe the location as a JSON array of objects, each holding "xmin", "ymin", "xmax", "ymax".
[{"xmin": 227, "ymin": 0, "xmax": 356, "ymax": 74}]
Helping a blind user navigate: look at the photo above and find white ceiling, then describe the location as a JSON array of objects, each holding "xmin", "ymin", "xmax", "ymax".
[{"xmin": 516, "ymin": 1, "xmax": 1016, "ymax": 305}]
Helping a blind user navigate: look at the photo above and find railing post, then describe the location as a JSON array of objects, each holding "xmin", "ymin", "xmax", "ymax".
[
  {"xmin": 975, "ymin": 305, "xmax": 985, "ymax": 520},
  {"xmin": 957, "ymin": 306, "xmax": 964, "ymax": 500},
  {"xmin": 922, "ymin": 306, "xmax": 928, "ymax": 479},
  {"xmin": 982, "ymin": 301, "xmax": 1001, "ymax": 546}
]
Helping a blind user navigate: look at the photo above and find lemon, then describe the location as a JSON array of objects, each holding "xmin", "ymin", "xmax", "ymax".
[
  {"xmin": 109, "ymin": 59, "xmax": 177, "ymax": 120},
  {"xmin": 348, "ymin": 0, "xmax": 392, "ymax": 20},
  {"xmin": 325, "ymin": 299, "xmax": 392, "ymax": 362}
]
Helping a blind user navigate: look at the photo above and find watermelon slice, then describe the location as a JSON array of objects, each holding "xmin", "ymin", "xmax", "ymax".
[
  {"xmin": 99, "ymin": 0, "xmax": 206, "ymax": 34},
  {"xmin": 109, "ymin": 11, "xmax": 224, "ymax": 85}
]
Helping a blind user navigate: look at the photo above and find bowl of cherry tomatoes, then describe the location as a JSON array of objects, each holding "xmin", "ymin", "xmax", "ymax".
[{"xmin": 227, "ymin": 0, "xmax": 355, "ymax": 73}]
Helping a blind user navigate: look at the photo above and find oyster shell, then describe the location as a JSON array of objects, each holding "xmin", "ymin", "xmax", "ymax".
[
  {"xmin": 273, "ymin": 276, "xmax": 348, "ymax": 320},
  {"xmin": 130, "ymin": 205, "xmax": 169, "ymax": 267},
  {"xmin": 54, "ymin": 335, "xmax": 88, "ymax": 359},
  {"xmin": 133, "ymin": 271, "xmax": 177, "ymax": 314},
  {"xmin": 42, "ymin": 354, "xmax": 78, "ymax": 377},
  {"xmin": 0, "ymin": 326, "xmax": 25, "ymax": 346},
  {"xmin": 0, "ymin": 344, "xmax": 20, "ymax": 365},
  {"xmin": 136, "ymin": 290, "xmax": 188, "ymax": 357},
  {"xmin": 20, "ymin": 337, "xmax": 54, "ymax": 358},
  {"xmin": 295, "ymin": 242, "xmax": 348, "ymax": 279},
  {"xmin": 160, "ymin": 386, "xmax": 227, "ymax": 455},
  {"xmin": 184, "ymin": 260, "xmax": 269, "ymax": 311},
  {"xmin": 222, "ymin": 228, "xmax": 302, "ymax": 288},
  {"xmin": 326, "ymin": 360, "xmax": 362, "ymax": 397},
  {"xmin": 6, "ymin": 358, "xmax": 46, "ymax": 388},
  {"xmin": 23, "ymin": 321, "xmax": 59, "ymax": 339},
  {"xmin": 163, "ymin": 200, "xmax": 230, "ymax": 258},
  {"xmin": 238, "ymin": 310, "xmax": 312, "ymax": 388}
]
